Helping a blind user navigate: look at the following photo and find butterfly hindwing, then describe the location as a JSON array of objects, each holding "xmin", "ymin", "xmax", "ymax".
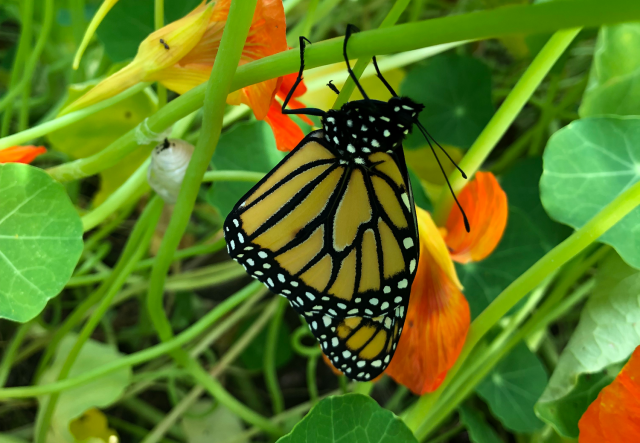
[
  {"xmin": 302, "ymin": 298, "xmax": 408, "ymax": 381},
  {"xmin": 224, "ymin": 131, "xmax": 419, "ymax": 319}
]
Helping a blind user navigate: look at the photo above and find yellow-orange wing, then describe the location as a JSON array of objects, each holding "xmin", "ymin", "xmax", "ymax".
[
  {"xmin": 223, "ymin": 132, "xmax": 419, "ymax": 319},
  {"xmin": 304, "ymin": 304, "xmax": 407, "ymax": 380}
]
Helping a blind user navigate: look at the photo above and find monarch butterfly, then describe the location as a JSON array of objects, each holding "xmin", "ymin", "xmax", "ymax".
[{"xmin": 224, "ymin": 25, "xmax": 468, "ymax": 380}]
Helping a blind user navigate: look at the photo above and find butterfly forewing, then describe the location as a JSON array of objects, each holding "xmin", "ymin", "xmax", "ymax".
[{"xmin": 224, "ymin": 131, "xmax": 419, "ymax": 319}]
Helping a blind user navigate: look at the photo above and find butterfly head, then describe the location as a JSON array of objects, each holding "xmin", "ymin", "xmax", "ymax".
[{"xmin": 322, "ymin": 97, "xmax": 424, "ymax": 160}]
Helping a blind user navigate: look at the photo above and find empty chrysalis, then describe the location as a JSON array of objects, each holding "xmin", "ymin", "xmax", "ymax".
[{"xmin": 148, "ymin": 138, "xmax": 194, "ymax": 204}]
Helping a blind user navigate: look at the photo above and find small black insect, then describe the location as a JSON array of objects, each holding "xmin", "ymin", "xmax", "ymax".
[
  {"xmin": 159, "ymin": 39, "xmax": 170, "ymax": 50},
  {"xmin": 327, "ymin": 80, "xmax": 340, "ymax": 95}
]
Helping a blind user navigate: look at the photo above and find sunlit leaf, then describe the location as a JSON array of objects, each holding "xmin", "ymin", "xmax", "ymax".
[
  {"xmin": 276, "ymin": 394, "xmax": 417, "ymax": 443},
  {"xmin": 535, "ymin": 253, "xmax": 640, "ymax": 438},
  {"xmin": 535, "ymin": 364, "xmax": 622, "ymax": 438},
  {"xmin": 476, "ymin": 343, "xmax": 547, "ymax": 433},
  {"xmin": 580, "ymin": 23, "xmax": 640, "ymax": 117},
  {"xmin": 540, "ymin": 116, "xmax": 640, "ymax": 269},
  {"xmin": 181, "ymin": 401, "xmax": 247, "ymax": 443},
  {"xmin": 0, "ymin": 164, "xmax": 83, "ymax": 322},
  {"xmin": 38, "ymin": 335, "xmax": 131, "ymax": 443},
  {"xmin": 458, "ymin": 404, "xmax": 504, "ymax": 443},
  {"xmin": 457, "ymin": 159, "xmax": 570, "ymax": 318},
  {"xmin": 48, "ymin": 81, "xmax": 157, "ymax": 206},
  {"xmin": 206, "ymin": 121, "xmax": 284, "ymax": 219},
  {"xmin": 95, "ymin": 0, "xmax": 203, "ymax": 61},
  {"xmin": 400, "ymin": 54, "xmax": 494, "ymax": 150}
]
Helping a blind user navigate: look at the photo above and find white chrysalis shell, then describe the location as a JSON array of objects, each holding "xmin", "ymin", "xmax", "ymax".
[{"xmin": 148, "ymin": 138, "xmax": 195, "ymax": 204}]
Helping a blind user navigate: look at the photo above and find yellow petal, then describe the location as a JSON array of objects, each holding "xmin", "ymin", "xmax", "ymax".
[
  {"xmin": 417, "ymin": 207, "xmax": 463, "ymax": 289},
  {"xmin": 155, "ymin": 64, "xmax": 212, "ymax": 94},
  {"xmin": 136, "ymin": 2, "xmax": 215, "ymax": 77},
  {"xmin": 73, "ymin": 0, "xmax": 120, "ymax": 70}
]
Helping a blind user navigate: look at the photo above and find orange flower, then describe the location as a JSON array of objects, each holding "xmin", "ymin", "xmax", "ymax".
[
  {"xmin": 64, "ymin": 0, "xmax": 287, "ymax": 122},
  {"xmin": 445, "ymin": 172, "xmax": 508, "ymax": 263},
  {"xmin": 0, "ymin": 146, "xmax": 47, "ymax": 164},
  {"xmin": 385, "ymin": 172, "xmax": 507, "ymax": 395},
  {"xmin": 579, "ymin": 346, "xmax": 640, "ymax": 442},
  {"xmin": 264, "ymin": 72, "xmax": 313, "ymax": 151}
]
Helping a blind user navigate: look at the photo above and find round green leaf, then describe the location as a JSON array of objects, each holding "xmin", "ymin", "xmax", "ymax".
[
  {"xmin": 535, "ymin": 253, "xmax": 640, "ymax": 437},
  {"xmin": 457, "ymin": 159, "xmax": 571, "ymax": 318},
  {"xmin": 458, "ymin": 404, "xmax": 504, "ymax": 443},
  {"xmin": 206, "ymin": 121, "xmax": 285, "ymax": 219},
  {"xmin": 276, "ymin": 394, "xmax": 417, "ymax": 443},
  {"xmin": 476, "ymin": 343, "xmax": 547, "ymax": 433},
  {"xmin": 400, "ymin": 54, "xmax": 494, "ymax": 150},
  {"xmin": 580, "ymin": 23, "xmax": 640, "ymax": 117},
  {"xmin": 540, "ymin": 116, "xmax": 640, "ymax": 269},
  {"xmin": 181, "ymin": 402, "xmax": 247, "ymax": 443},
  {"xmin": 0, "ymin": 164, "xmax": 83, "ymax": 322}
]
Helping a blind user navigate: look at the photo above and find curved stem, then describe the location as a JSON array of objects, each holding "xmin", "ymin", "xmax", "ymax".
[
  {"xmin": 0, "ymin": 322, "xmax": 32, "ymax": 387},
  {"xmin": 264, "ymin": 297, "xmax": 287, "ymax": 415},
  {"xmin": 406, "ymin": 178, "xmax": 640, "ymax": 438},
  {"xmin": 0, "ymin": 83, "xmax": 150, "ymax": 151},
  {"xmin": 35, "ymin": 196, "xmax": 163, "ymax": 443},
  {"xmin": 432, "ymin": 28, "xmax": 580, "ymax": 223},
  {"xmin": 0, "ymin": 282, "xmax": 262, "ymax": 400},
  {"xmin": 0, "ymin": 0, "xmax": 34, "ymax": 135},
  {"xmin": 18, "ymin": 0, "xmax": 55, "ymax": 132},
  {"xmin": 45, "ymin": 0, "xmax": 640, "ymax": 183},
  {"xmin": 81, "ymin": 158, "xmax": 151, "ymax": 231}
]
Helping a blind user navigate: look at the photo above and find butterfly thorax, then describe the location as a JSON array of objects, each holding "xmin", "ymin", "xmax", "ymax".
[{"xmin": 321, "ymin": 96, "xmax": 424, "ymax": 163}]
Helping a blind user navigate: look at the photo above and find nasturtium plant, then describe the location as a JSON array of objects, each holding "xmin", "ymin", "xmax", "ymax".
[
  {"xmin": 38, "ymin": 335, "xmax": 131, "ymax": 443},
  {"xmin": 4, "ymin": 0, "xmax": 640, "ymax": 442},
  {"xmin": 580, "ymin": 23, "xmax": 640, "ymax": 117},
  {"xmin": 476, "ymin": 342, "xmax": 547, "ymax": 433},
  {"xmin": 206, "ymin": 121, "xmax": 285, "ymax": 219},
  {"xmin": 536, "ymin": 253, "xmax": 640, "ymax": 437},
  {"xmin": 276, "ymin": 394, "xmax": 417, "ymax": 443},
  {"xmin": 0, "ymin": 163, "xmax": 83, "ymax": 322},
  {"xmin": 540, "ymin": 117, "xmax": 640, "ymax": 269},
  {"xmin": 458, "ymin": 404, "xmax": 503, "ymax": 443},
  {"xmin": 401, "ymin": 54, "xmax": 494, "ymax": 150},
  {"xmin": 457, "ymin": 159, "xmax": 571, "ymax": 318}
]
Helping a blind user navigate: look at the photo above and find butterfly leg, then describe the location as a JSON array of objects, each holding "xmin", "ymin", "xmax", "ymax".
[
  {"xmin": 281, "ymin": 36, "xmax": 326, "ymax": 118},
  {"xmin": 343, "ymin": 24, "xmax": 370, "ymax": 100},
  {"xmin": 372, "ymin": 56, "xmax": 398, "ymax": 97}
]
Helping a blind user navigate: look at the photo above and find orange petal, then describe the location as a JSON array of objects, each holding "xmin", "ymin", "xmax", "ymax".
[
  {"xmin": 445, "ymin": 171, "xmax": 507, "ymax": 264},
  {"xmin": 278, "ymin": 72, "xmax": 307, "ymax": 100},
  {"xmin": 579, "ymin": 346, "xmax": 640, "ymax": 443},
  {"xmin": 264, "ymin": 100, "xmax": 306, "ymax": 152},
  {"xmin": 0, "ymin": 146, "xmax": 47, "ymax": 164},
  {"xmin": 386, "ymin": 208, "xmax": 470, "ymax": 395}
]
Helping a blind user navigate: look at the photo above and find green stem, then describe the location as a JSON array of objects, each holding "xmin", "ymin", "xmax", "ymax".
[
  {"xmin": 146, "ymin": 0, "xmax": 259, "ymax": 344},
  {"xmin": 433, "ymin": 28, "xmax": 580, "ymax": 224},
  {"xmin": 18, "ymin": 0, "xmax": 55, "ymax": 132},
  {"xmin": 45, "ymin": 0, "xmax": 640, "ymax": 183},
  {"xmin": 155, "ymin": 0, "xmax": 167, "ymax": 107},
  {"xmin": 1, "ymin": 0, "xmax": 34, "ymax": 136},
  {"xmin": 202, "ymin": 170, "xmax": 264, "ymax": 183},
  {"xmin": 332, "ymin": 0, "xmax": 411, "ymax": 109},
  {"xmin": 0, "ymin": 323, "xmax": 32, "ymax": 387},
  {"xmin": 0, "ymin": 83, "xmax": 151, "ymax": 151},
  {"xmin": 264, "ymin": 298, "xmax": 287, "ymax": 414},
  {"xmin": 0, "ymin": 283, "xmax": 261, "ymax": 400},
  {"xmin": 420, "ymin": 278, "xmax": 595, "ymax": 438},
  {"xmin": 35, "ymin": 196, "xmax": 163, "ymax": 443},
  {"xmin": 81, "ymin": 158, "xmax": 151, "ymax": 231},
  {"xmin": 406, "ymin": 178, "xmax": 640, "ymax": 438},
  {"xmin": 142, "ymin": 297, "xmax": 278, "ymax": 443},
  {"xmin": 306, "ymin": 355, "xmax": 319, "ymax": 405}
]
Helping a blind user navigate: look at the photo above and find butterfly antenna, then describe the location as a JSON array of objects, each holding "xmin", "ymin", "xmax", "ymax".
[
  {"xmin": 416, "ymin": 121, "xmax": 467, "ymax": 179},
  {"xmin": 417, "ymin": 123, "xmax": 470, "ymax": 232},
  {"xmin": 344, "ymin": 24, "xmax": 369, "ymax": 100}
]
